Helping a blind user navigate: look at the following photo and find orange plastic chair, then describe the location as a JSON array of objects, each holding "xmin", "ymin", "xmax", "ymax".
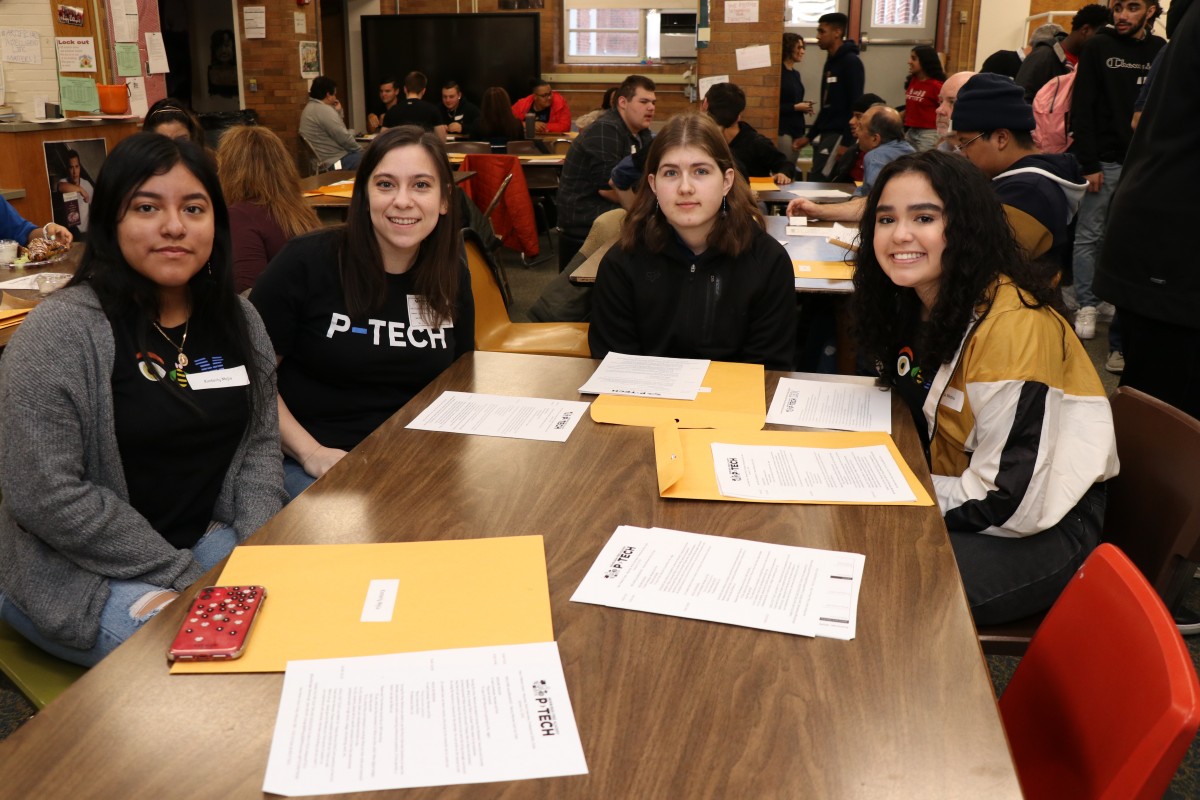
[{"xmin": 999, "ymin": 544, "xmax": 1200, "ymax": 800}]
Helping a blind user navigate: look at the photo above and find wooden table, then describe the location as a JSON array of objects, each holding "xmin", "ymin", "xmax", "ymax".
[
  {"xmin": 0, "ymin": 243, "xmax": 82, "ymax": 348},
  {"xmin": 0, "ymin": 352, "xmax": 1020, "ymax": 799},
  {"xmin": 757, "ymin": 180, "xmax": 859, "ymax": 213}
]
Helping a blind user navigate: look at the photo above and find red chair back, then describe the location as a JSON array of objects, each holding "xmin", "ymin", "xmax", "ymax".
[{"xmin": 999, "ymin": 544, "xmax": 1200, "ymax": 799}]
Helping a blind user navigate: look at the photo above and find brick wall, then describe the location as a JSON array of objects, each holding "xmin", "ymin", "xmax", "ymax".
[
  {"xmin": 697, "ymin": 0, "xmax": 786, "ymax": 134},
  {"xmin": 235, "ymin": 0, "xmax": 320, "ymax": 167}
]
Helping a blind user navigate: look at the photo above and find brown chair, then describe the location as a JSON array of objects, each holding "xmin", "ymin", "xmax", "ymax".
[
  {"xmin": 443, "ymin": 141, "xmax": 493, "ymax": 155},
  {"xmin": 462, "ymin": 229, "xmax": 591, "ymax": 358},
  {"xmin": 505, "ymin": 139, "xmax": 549, "ymax": 156},
  {"xmin": 978, "ymin": 386, "xmax": 1200, "ymax": 655}
]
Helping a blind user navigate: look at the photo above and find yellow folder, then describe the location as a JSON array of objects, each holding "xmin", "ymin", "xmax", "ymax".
[
  {"xmin": 171, "ymin": 536, "xmax": 553, "ymax": 674},
  {"xmin": 589, "ymin": 360, "xmax": 766, "ymax": 430},
  {"xmin": 793, "ymin": 260, "xmax": 855, "ymax": 280},
  {"xmin": 749, "ymin": 177, "xmax": 778, "ymax": 192},
  {"xmin": 654, "ymin": 425, "xmax": 934, "ymax": 506}
]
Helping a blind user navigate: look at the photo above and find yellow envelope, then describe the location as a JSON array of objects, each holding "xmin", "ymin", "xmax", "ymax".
[
  {"xmin": 590, "ymin": 360, "xmax": 765, "ymax": 429},
  {"xmin": 654, "ymin": 426, "xmax": 934, "ymax": 506},
  {"xmin": 749, "ymin": 177, "xmax": 778, "ymax": 192},
  {"xmin": 171, "ymin": 536, "xmax": 553, "ymax": 674},
  {"xmin": 793, "ymin": 260, "xmax": 855, "ymax": 280}
]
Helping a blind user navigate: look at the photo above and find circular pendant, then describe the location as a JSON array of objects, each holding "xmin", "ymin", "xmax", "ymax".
[{"xmin": 176, "ymin": 352, "xmax": 189, "ymax": 369}]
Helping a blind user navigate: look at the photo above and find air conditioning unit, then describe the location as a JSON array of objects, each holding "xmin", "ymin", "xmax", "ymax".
[{"xmin": 659, "ymin": 12, "xmax": 697, "ymax": 58}]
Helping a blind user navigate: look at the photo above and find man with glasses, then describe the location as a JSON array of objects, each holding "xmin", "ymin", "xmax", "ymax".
[
  {"xmin": 511, "ymin": 78, "xmax": 572, "ymax": 134},
  {"xmin": 949, "ymin": 73, "xmax": 1086, "ymax": 279}
]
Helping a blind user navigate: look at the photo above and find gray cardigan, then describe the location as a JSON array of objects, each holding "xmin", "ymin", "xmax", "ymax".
[{"xmin": 0, "ymin": 286, "xmax": 286, "ymax": 650}]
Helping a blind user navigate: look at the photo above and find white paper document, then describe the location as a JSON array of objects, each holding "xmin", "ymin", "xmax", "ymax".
[
  {"xmin": 407, "ymin": 391, "xmax": 589, "ymax": 442},
  {"xmin": 767, "ymin": 377, "xmax": 891, "ymax": 433},
  {"xmin": 735, "ymin": 44, "xmax": 772, "ymax": 71},
  {"xmin": 697, "ymin": 74, "xmax": 729, "ymax": 100},
  {"xmin": 579, "ymin": 352, "xmax": 710, "ymax": 400},
  {"xmin": 144, "ymin": 32, "xmax": 169, "ymax": 73},
  {"xmin": 263, "ymin": 642, "xmax": 588, "ymax": 796},
  {"xmin": 126, "ymin": 76, "xmax": 148, "ymax": 117},
  {"xmin": 572, "ymin": 526, "xmax": 864, "ymax": 639},
  {"xmin": 789, "ymin": 188, "xmax": 852, "ymax": 199},
  {"xmin": 243, "ymin": 6, "xmax": 267, "ymax": 39},
  {"xmin": 784, "ymin": 224, "xmax": 859, "ymax": 239},
  {"xmin": 711, "ymin": 443, "xmax": 917, "ymax": 503},
  {"xmin": 725, "ymin": 1, "xmax": 759, "ymax": 23}
]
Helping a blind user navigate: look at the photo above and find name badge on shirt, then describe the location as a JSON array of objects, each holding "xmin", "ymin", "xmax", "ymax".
[
  {"xmin": 407, "ymin": 296, "xmax": 454, "ymax": 329},
  {"xmin": 454, "ymin": 114, "xmax": 464, "ymax": 121},
  {"xmin": 189, "ymin": 365, "xmax": 250, "ymax": 390},
  {"xmin": 940, "ymin": 385, "xmax": 965, "ymax": 413}
]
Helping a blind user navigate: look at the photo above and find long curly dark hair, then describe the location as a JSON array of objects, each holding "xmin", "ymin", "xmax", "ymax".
[
  {"xmin": 851, "ymin": 150, "xmax": 1054, "ymax": 380},
  {"xmin": 905, "ymin": 45, "xmax": 947, "ymax": 88}
]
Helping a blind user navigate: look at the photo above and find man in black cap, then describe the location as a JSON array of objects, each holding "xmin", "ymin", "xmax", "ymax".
[{"xmin": 949, "ymin": 73, "xmax": 1087, "ymax": 272}]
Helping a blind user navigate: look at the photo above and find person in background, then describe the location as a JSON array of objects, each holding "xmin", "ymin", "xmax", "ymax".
[
  {"xmin": 0, "ymin": 133, "xmax": 286, "ymax": 666},
  {"xmin": 903, "ymin": 45, "xmax": 946, "ymax": 152},
  {"xmin": 556, "ymin": 75, "xmax": 656, "ymax": 269},
  {"xmin": 589, "ymin": 113, "xmax": 795, "ymax": 371},
  {"xmin": 250, "ymin": 127, "xmax": 475, "ymax": 498},
  {"xmin": 796, "ymin": 12, "xmax": 864, "ymax": 179},
  {"xmin": 981, "ymin": 23, "xmax": 1064, "ymax": 79},
  {"xmin": 299, "ymin": 76, "xmax": 363, "ymax": 170},
  {"xmin": 0, "ymin": 196, "xmax": 72, "ymax": 246},
  {"xmin": 143, "ymin": 98, "xmax": 206, "ymax": 147},
  {"xmin": 216, "ymin": 126, "xmax": 320, "ymax": 293},
  {"xmin": 786, "ymin": 106, "xmax": 913, "ymax": 222},
  {"xmin": 851, "ymin": 150, "xmax": 1117, "ymax": 625},
  {"xmin": 778, "ymin": 32, "xmax": 813, "ymax": 160},
  {"xmin": 575, "ymin": 87, "xmax": 618, "ymax": 131},
  {"xmin": 511, "ymin": 78, "xmax": 571, "ymax": 134},
  {"xmin": 703, "ymin": 82, "xmax": 794, "ymax": 184},
  {"xmin": 934, "ymin": 71, "xmax": 976, "ymax": 150},
  {"xmin": 440, "ymin": 81, "xmax": 481, "ymax": 138},
  {"xmin": 366, "ymin": 76, "xmax": 400, "ymax": 134},
  {"xmin": 827, "ymin": 92, "xmax": 886, "ymax": 184},
  {"xmin": 476, "ymin": 87, "xmax": 525, "ymax": 147},
  {"xmin": 1016, "ymin": 5, "xmax": 1109, "ymax": 102},
  {"xmin": 382, "ymin": 72, "xmax": 447, "ymax": 142}
]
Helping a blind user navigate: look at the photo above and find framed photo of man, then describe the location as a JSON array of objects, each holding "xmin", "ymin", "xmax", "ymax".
[{"xmin": 44, "ymin": 138, "xmax": 106, "ymax": 241}]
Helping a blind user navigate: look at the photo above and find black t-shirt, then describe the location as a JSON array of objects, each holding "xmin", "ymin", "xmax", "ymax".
[
  {"xmin": 382, "ymin": 98, "xmax": 442, "ymax": 132},
  {"xmin": 251, "ymin": 229, "xmax": 475, "ymax": 451},
  {"xmin": 111, "ymin": 313, "xmax": 249, "ymax": 549},
  {"xmin": 892, "ymin": 327, "xmax": 933, "ymax": 457}
]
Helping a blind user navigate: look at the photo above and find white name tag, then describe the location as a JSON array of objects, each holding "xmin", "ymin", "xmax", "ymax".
[
  {"xmin": 785, "ymin": 226, "xmax": 808, "ymax": 236},
  {"xmin": 940, "ymin": 386, "xmax": 965, "ymax": 412},
  {"xmin": 788, "ymin": 216, "xmax": 807, "ymax": 226},
  {"xmin": 360, "ymin": 578, "xmax": 400, "ymax": 623},
  {"xmin": 827, "ymin": 76, "xmax": 838, "ymax": 84},
  {"xmin": 188, "ymin": 365, "xmax": 249, "ymax": 390},
  {"xmin": 407, "ymin": 296, "xmax": 453, "ymax": 329}
]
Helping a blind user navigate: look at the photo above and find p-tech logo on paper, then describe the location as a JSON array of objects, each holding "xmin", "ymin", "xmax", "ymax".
[
  {"xmin": 726, "ymin": 457, "xmax": 742, "ymax": 482},
  {"xmin": 531, "ymin": 680, "xmax": 559, "ymax": 737},
  {"xmin": 604, "ymin": 545, "xmax": 637, "ymax": 579},
  {"xmin": 325, "ymin": 313, "xmax": 450, "ymax": 349},
  {"xmin": 553, "ymin": 411, "xmax": 574, "ymax": 430}
]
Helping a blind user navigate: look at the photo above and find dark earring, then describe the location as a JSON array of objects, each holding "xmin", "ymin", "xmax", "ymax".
[
  {"xmin": 721, "ymin": 196, "xmax": 729, "ymax": 217},
  {"xmin": 207, "ymin": 261, "xmax": 213, "ymax": 277}
]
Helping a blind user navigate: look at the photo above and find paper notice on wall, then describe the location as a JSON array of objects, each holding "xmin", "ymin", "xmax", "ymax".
[
  {"xmin": 698, "ymin": 74, "xmax": 729, "ymax": 100},
  {"xmin": 114, "ymin": 43, "xmax": 140, "ymax": 77},
  {"xmin": 55, "ymin": 37, "xmax": 97, "ymax": 72},
  {"xmin": 294, "ymin": 11, "xmax": 306, "ymax": 34},
  {"xmin": 735, "ymin": 44, "xmax": 772, "ymax": 71},
  {"xmin": 725, "ymin": 1, "xmax": 759, "ymax": 23},
  {"xmin": 1, "ymin": 29, "xmax": 43, "ymax": 65},
  {"xmin": 110, "ymin": 0, "xmax": 140, "ymax": 43},
  {"xmin": 126, "ymin": 76, "xmax": 147, "ymax": 118},
  {"xmin": 58, "ymin": 75, "xmax": 98, "ymax": 112},
  {"xmin": 244, "ymin": 6, "xmax": 267, "ymax": 39},
  {"xmin": 0, "ymin": 64, "xmax": 6, "ymax": 106},
  {"xmin": 144, "ymin": 32, "xmax": 169, "ymax": 73}
]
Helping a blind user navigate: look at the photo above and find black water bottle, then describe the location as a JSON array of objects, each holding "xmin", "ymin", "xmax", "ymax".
[{"xmin": 525, "ymin": 112, "xmax": 536, "ymax": 139}]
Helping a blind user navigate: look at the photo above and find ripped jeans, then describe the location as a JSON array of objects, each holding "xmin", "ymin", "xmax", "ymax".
[{"xmin": 0, "ymin": 524, "xmax": 238, "ymax": 667}]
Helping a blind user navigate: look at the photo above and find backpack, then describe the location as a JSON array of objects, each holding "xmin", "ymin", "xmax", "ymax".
[{"xmin": 1032, "ymin": 67, "xmax": 1076, "ymax": 153}]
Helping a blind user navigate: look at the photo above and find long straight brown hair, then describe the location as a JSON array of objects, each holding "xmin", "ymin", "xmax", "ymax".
[
  {"xmin": 217, "ymin": 125, "xmax": 320, "ymax": 240},
  {"xmin": 341, "ymin": 126, "xmax": 462, "ymax": 323},
  {"xmin": 620, "ymin": 113, "xmax": 762, "ymax": 257}
]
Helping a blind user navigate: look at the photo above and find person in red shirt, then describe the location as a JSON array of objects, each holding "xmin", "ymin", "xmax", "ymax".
[
  {"xmin": 510, "ymin": 79, "xmax": 572, "ymax": 134},
  {"xmin": 904, "ymin": 45, "xmax": 946, "ymax": 152}
]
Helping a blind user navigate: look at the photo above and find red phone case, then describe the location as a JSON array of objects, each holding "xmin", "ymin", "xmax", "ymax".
[{"xmin": 167, "ymin": 585, "xmax": 266, "ymax": 662}]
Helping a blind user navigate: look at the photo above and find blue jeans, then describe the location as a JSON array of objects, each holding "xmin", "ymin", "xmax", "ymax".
[
  {"xmin": 1070, "ymin": 161, "xmax": 1122, "ymax": 310},
  {"xmin": 340, "ymin": 149, "xmax": 363, "ymax": 170},
  {"xmin": 282, "ymin": 456, "xmax": 317, "ymax": 499},
  {"xmin": 0, "ymin": 524, "xmax": 239, "ymax": 667},
  {"xmin": 949, "ymin": 484, "xmax": 1105, "ymax": 625}
]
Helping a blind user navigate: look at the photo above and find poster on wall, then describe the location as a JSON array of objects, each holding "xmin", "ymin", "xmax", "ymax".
[
  {"xmin": 44, "ymin": 139, "xmax": 106, "ymax": 242},
  {"xmin": 57, "ymin": 5, "xmax": 85, "ymax": 27},
  {"xmin": 299, "ymin": 41, "xmax": 319, "ymax": 79},
  {"xmin": 208, "ymin": 30, "xmax": 237, "ymax": 97},
  {"xmin": 1, "ymin": 29, "xmax": 43, "ymax": 65},
  {"xmin": 55, "ymin": 37, "xmax": 97, "ymax": 72}
]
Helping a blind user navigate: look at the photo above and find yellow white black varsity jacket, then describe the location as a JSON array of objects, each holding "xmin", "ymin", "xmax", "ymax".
[{"xmin": 923, "ymin": 278, "xmax": 1119, "ymax": 538}]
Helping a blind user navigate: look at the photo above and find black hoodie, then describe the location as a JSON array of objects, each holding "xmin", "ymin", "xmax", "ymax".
[
  {"xmin": 1069, "ymin": 25, "xmax": 1165, "ymax": 173},
  {"xmin": 807, "ymin": 39, "xmax": 864, "ymax": 141}
]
